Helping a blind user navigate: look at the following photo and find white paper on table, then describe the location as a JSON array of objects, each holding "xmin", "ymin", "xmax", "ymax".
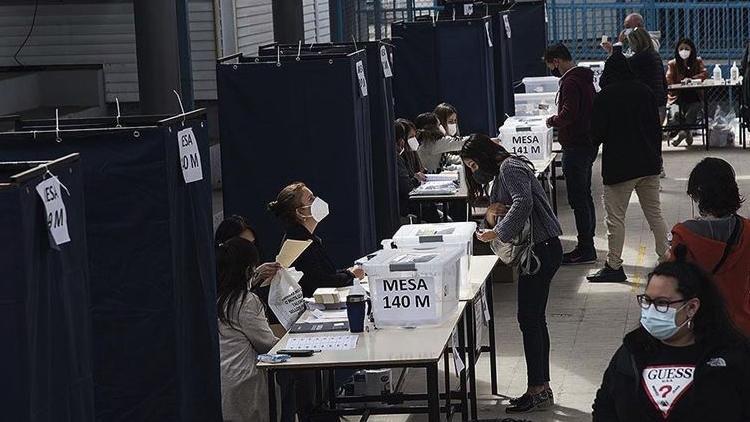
[
  {"xmin": 276, "ymin": 239, "xmax": 312, "ymax": 268},
  {"xmin": 424, "ymin": 173, "xmax": 459, "ymax": 182},
  {"xmin": 285, "ymin": 334, "xmax": 359, "ymax": 351},
  {"xmin": 303, "ymin": 309, "xmax": 349, "ymax": 323}
]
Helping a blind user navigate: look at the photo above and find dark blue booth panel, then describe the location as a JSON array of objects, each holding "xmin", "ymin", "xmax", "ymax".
[
  {"xmin": 218, "ymin": 52, "xmax": 377, "ymax": 265},
  {"xmin": 0, "ymin": 155, "xmax": 94, "ymax": 422},
  {"xmin": 392, "ymin": 18, "xmax": 498, "ymax": 137},
  {"xmin": 509, "ymin": 0, "xmax": 549, "ymax": 83},
  {"xmin": 0, "ymin": 119, "xmax": 221, "ymax": 422}
]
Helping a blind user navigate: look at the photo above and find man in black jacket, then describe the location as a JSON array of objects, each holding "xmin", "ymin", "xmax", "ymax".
[{"xmin": 587, "ymin": 51, "xmax": 669, "ymax": 283}]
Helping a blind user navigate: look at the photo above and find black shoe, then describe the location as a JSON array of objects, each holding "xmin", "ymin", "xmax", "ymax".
[
  {"xmin": 506, "ymin": 390, "xmax": 553, "ymax": 413},
  {"xmin": 587, "ymin": 264, "xmax": 627, "ymax": 282},
  {"xmin": 561, "ymin": 247, "xmax": 597, "ymax": 265},
  {"xmin": 509, "ymin": 389, "xmax": 554, "ymax": 406}
]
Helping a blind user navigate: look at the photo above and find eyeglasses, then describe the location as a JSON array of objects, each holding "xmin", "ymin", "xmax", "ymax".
[{"xmin": 636, "ymin": 294, "xmax": 689, "ymax": 313}]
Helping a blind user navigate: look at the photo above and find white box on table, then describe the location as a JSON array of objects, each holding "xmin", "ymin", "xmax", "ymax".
[
  {"xmin": 499, "ymin": 116, "xmax": 553, "ymax": 161},
  {"xmin": 514, "ymin": 92, "xmax": 557, "ymax": 117},
  {"xmin": 362, "ymin": 247, "xmax": 462, "ymax": 328},
  {"xmin": 391, "ymin": 222, "xmax": 476, "ymax": 295},
  {"xmin": 579, "ymin": 61, "xmax": 605, "ymax": 92},
  {"xmin": 522, "ymin": 76, "xmax": 560, "ymax": 93}
]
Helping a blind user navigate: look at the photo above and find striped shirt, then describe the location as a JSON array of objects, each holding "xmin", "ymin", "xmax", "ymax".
[{"xmin": 487, "ymin": 157, "xmax": 562, "ymax": 244}]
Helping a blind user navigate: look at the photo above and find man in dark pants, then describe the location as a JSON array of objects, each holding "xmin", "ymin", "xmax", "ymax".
[{"xmin": 544, "ymin": 43, "xmax": 598, "ymax": 265}]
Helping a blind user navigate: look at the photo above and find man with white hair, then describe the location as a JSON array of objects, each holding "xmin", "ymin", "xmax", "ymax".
[{"xmin": 601, "ymin": 13, "xmax": 660, "ymax": 54}]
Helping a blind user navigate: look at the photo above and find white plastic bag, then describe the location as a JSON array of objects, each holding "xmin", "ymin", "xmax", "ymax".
[{"xmin": 268, "ymin": 267, "xmax": 305, "ymax": 329}]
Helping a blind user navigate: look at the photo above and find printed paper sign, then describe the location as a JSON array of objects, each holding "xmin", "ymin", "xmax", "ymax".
[
  {"xmin": 642, "ymin": 365, "xmax": 695, "ymax": 418},
  {"xmin": 484, "ymin": 22, "xmax": 493, "ymax": 47},
  {"xmin": 377, "ymin": 276, "xmax": 437, "ymax": 322},
  {"xmin": 379, "ymin": 46, "xmax": 393, "ymax": 78},
  {"xmin": 356, "ymin": 60, "xmax": 368, "ymax": 97},
  {"xmin": 177, "ymin": 127, "xmax": 203, "ymax": 183},
  {"xmin": 451, "ymin": 329, "xmax": 465, "ymax": 377},
  {"xmin": 464, "ymin": 4, "xmax": 474, "ymax": 15},
  {"xmin": 503, "ymin": 15, "xmax": 512, "ymax": 38},
  {"xmin": 36, "ymin": 176, "xmax": 71, "ymax": 246}
]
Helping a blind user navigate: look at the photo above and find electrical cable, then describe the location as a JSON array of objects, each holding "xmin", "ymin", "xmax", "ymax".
[{"xmin": 13, "ymin": 0, "xmax": 40, "ymax": 66}]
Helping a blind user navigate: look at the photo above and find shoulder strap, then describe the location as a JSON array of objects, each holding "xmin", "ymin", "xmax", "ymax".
[{"xmin": 712, "ymin": 215, "xmax": 743, "ymax": 274}]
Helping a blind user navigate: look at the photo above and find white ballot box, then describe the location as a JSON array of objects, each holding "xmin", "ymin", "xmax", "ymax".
[
  {"xmin": 522, "ymin": 76, "xmax": 560, "ymax": 93},
  {"xmin": 499, "ymin": 116, "xmax": 553, "ymax": 161},
  {"xmin": 363, "ymin": 247, "xmax": 462, "ymax": 327},
  {"xmin": 514, "ymin": 92, "xmax": 558, "ymax": 117},
  {"xmin": 391, "ymin": 222, "xmax": 476, "ymax": 295}
]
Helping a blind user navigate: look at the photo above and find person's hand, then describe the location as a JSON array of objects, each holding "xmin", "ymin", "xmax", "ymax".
[
  {"xmin": 415, "ymin": 172, "xmax": 428, "ymax": 183},
  {"xmin": 545, "ymin": 116, "xmax": 555, "ymax": 128},
  {"xmin": 600, "ymin": 40, "xmax": 613, "ymax": 55},
  {"xmin": 252, "ymin": 262, "xmax": 282, "ymax": 286},
  {"xmin": 349, "ymin": 266, "xmax": 366, "ymax": 280},
  {"xmin": 486, "ymin": 203, "xmax": 508, "ymax": 219},
  {"xmin": 475, "ymin": 229, "xmax": 498, "ymax": 243}
]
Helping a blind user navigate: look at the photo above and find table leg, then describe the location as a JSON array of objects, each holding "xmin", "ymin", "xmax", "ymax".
[
  {"xmin": 465, "ymin": 198, "xmax": 470, "ymax": 222},
  {"xmin": 487, "ymin": 281, "xmax": 499, "ymax": 396},
  {"xmin": 328, "ymin": 369, "xmax": 336, "ymax": 410},
  {"xmin": 458, "ymin": 317, "xmax": 469, "ymax": 422},
  {"xmin": 466, "ymin": 307, "xmax": 479, "ymax": 419},
  {"xmin": 444, "ymin": 351, "xmax": 452, "ymax": 420},
  {"xmin": 551, "ymin": 162, "xmax": 558, "ymax": 216},
  {"xmin": 268, "ymin": 370, "xmax": 277, "ymax": 422},
  {"xmin": 442, "ymin": 202, "xmax": 449, "ymax": 222},
  {"xmin": 427, "ymin": 363, "xmax": 441, "ymax": 422}
]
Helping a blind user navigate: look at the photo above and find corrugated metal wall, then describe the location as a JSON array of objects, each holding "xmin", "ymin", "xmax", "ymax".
[
  {"xmin": 234, "ymin": 0, "xmax": 274, "ymax": 54},
  {"xmin": 303, "ymin": 0, "xmax": 331, "ymax": 43},
  {"xmin": 0, "ymin": 0, "xmax": 219, "ymax": 102}
]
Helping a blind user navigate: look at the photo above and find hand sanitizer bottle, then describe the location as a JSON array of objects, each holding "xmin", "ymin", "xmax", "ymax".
[
  {"xmin": 713, "ymin": 64, "xmax": 723, "ymax": 82},
  {"xmin": 731, "ymin": 61, "xmax": 740, "ymax": 84}
]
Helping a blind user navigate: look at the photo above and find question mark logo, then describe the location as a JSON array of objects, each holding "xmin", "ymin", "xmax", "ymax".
[{"xmin": 659, "ymin": 385, "xmax": 673, "ymax": 398}]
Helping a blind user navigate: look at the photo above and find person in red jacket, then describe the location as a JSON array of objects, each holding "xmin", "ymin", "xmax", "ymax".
[
  {"xmin": 670, "ymin": 158, "xmax": 750, "ymax": 336},
  {"xmin": 544, "ymin": 43, "xmax": 597, "ymax": 265}
]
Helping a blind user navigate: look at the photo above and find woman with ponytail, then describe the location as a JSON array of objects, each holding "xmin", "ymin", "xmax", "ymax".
[{"xmin": 593, "ymin": 245, "xmax": 750, "ymax": 421}]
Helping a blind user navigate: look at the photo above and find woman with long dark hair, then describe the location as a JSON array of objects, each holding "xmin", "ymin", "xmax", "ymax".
[
  {"xmin": 593, "ymin": 246, "xmax": 750, "ymax": 421},
  {"xmin": 414, "ymin": 112, "xmax": 466, "ymax": 173},
  {"xmin": 461, "ymin": 134, "xmax": 563, "ymax": 413},
  {"xmin": 666, "ymin": 37, "xmax": 708, "ymax": 146},
  {"xmin": 216, "ymin": 237, "xmax": 281, "ymax": 422},
  {"xmin": 670, "ymin": 158, "xmax": 750, "ymax": 336}
]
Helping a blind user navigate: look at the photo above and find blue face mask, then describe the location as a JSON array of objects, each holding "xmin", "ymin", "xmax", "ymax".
[{"xmin": 640, "ymin": 303, "xmax": 690, "ymax": 340}]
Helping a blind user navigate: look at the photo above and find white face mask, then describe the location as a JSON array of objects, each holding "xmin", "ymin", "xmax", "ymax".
[
  {"xmin": 447, "ymin": 123, "xmax": 458, "ymax": 136},
  {"xmin": 299, "ymin": 197, "xmax": 329, "ymax": 223},
  {"xmin": 679, "ymin": 49, "xmax": 691, "ymax": 60},
  {"xmin": 407, "ymin": 137, "xmax": 420, "ymax": 151},
  {"xmin": 640, "ymin": 303, "xmax": 690, "ymax": 340}
]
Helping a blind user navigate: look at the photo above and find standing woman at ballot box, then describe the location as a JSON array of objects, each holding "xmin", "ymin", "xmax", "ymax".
[
  {"xmin": 461, "ymin": 134, "xmax": 563, "ymax": 413},
  {"xmin": 216, "ymin": 237, "xmax": 281, "ymax": 422},
  {"xmin": 666, "ymin": 37, "xmax": 708, "ymax": 146},
  {"xmin": 268, "ymin": 182, "xmax": 365, "ymax": 298},
  {"xmin": 415, "ymin": 112, "xmax": 467, "ymax": 173}
]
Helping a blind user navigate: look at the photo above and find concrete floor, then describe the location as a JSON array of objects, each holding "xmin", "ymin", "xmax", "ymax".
[
  {"xmin": 343, "ymin": 144, "xmax": 750, "ymax": 422},
  {"xmin": 212, "ymin": 142, "xmax": 750, "ymax": 421}
]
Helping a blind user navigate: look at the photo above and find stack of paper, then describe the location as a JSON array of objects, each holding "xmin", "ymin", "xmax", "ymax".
[{"xmin": 410, "ymin": 181, "xmax": 458, "ymax": 196}]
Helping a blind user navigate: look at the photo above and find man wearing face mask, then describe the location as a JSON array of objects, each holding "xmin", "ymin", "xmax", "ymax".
[
  {"xmin": 268, "ymin": 182, "xmax": 365, "ymax": 298},
  {"xmin": 544, "ymin": 43, "xmax": 598, "ymax": 265},
  {"xmin": 592, "ymin": 247, "xmax": 750, "ymax": 421}
]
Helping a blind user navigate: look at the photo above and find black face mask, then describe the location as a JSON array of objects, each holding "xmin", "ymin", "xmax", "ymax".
[
  {"xmin": 472, "ymin": 168, "xmax": 497, "ymax": 185},
  {"xmin": 551, "ymin": 66, "xmax": 562, "ymax": 78}
]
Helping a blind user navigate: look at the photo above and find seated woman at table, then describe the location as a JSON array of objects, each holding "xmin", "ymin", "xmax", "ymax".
[
  {"xmin": 415, "ymin": 112, "xmax": 466, "ymax": 173},
  {"xmin": 462, "ymin": 134, "xmax": 563, "ymax": 413},
  {"xmin": 434, "ymin": 102, "xmax": 461, "ymax": 137},
  {"xmin": 396, "ymin": 118, "xmax": 442, "ymax": 223},
  {"xmin": 666, "ymin": 37, "xmax": 708, "ymax": 146},
  {"xmin": 395, "ymin": 119, "xmax": 427, "ymax": 218},
  {"xmin": 216, "ymin": 237, "xmax": 281, "ymax": 422},
  {"xmin": 268, "ymin": 182, "xmax": 365, "ymax": 298}
]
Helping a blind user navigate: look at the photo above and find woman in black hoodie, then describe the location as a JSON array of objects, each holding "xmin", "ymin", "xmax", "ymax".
[{"xmin": 592, "ymin": 246, "xmax": 750, "ymax": 421}]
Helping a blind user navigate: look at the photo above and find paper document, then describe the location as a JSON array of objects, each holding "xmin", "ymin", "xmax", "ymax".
[
  {"xmin": 285, "ymin": 334, "xmax": 359, "ymax": 351},
  {"xmin": 424, "ymin": 173, "xmax": 459, "ymax": 182},
  {"xmin": 411, "ymin": 181, "xmax": 458, "ymax": 196},
  {"xmin": 276, "ymin": 239, "xmax": 312, "ymax": 268},
  {"xmin": 304, "ymin": 310, "xmax": 349, "ymax": 323}
]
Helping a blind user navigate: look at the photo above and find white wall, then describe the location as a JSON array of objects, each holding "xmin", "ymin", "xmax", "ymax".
[
  {"xmin": 234, "ymin": 0, "xmax": 274, "ymax": 54},
  {"xmin": 0, "ymin": 0, "xmax": 219, "ymax": 102},
  {"xmin": 303, "ymin": 0, "xmax": 330, "ymax": 43}
]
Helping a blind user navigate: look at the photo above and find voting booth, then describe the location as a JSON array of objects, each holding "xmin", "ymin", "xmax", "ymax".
[
  {"xmin": 257, "ymin": 42, "xmax": 400, "ymax": 242},
  {"xmin": 0, "ymin": 154, "xmax": 95, "ymax": 422},
  {"xmin": 363, "ymin": 247, "xmax": 462, "ymax": 327},
  {"xmin": 392, "ymin": 17, "xmax": 498, "ymax": 136},
  {"xmin": 218, "ymin": 51, "xmax": 377, "ymax": 265},
  {"xmin": 0, "ymin": 111, "xmax": 221, "ymax": 421},
  {"xmin": 390, "ymin": 222, "xmax": 476, "ymax": 296},
  {"xmin": 499, "ymin": 116, "xmax": 553, "ymax": 161}
]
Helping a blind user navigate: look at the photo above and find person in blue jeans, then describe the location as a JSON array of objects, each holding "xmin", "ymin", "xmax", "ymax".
[{"xmin": 544, "ymin": 43, "xmax": 598, "ymax": 265}]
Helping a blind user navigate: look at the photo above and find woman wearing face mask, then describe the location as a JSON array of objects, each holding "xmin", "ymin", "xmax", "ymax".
[
  {"xmin": 434, "ymin": 102, "xmax": 460, "ymax": 138},
  {"xmin": 414, "ymin": 112, "xmax": 467, "ymax": 173},
  {"xmin": 592, "ymin": 247, "xmax": 750, "ymax": 421},
  {"xmin": 461, "ymin": 134, "xmax": 563, "ymax": 413},
  {"xmin": 666, "ymin": 37, "xmax": 708, "ymax": 146},
  {"xmin": 268, "ymin": 182, "xmax": 365, "ymax": 298},
  {"xmin": 669, "ymin": 158, "xmax": 750, "ymax": 336},
  {"xmin": 216, "ymin": 237, "xmax": 282, "ymax": 422},
  {"xmin": 395, "ymin": 119, "xmax": 427, "ymax": 219}
]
